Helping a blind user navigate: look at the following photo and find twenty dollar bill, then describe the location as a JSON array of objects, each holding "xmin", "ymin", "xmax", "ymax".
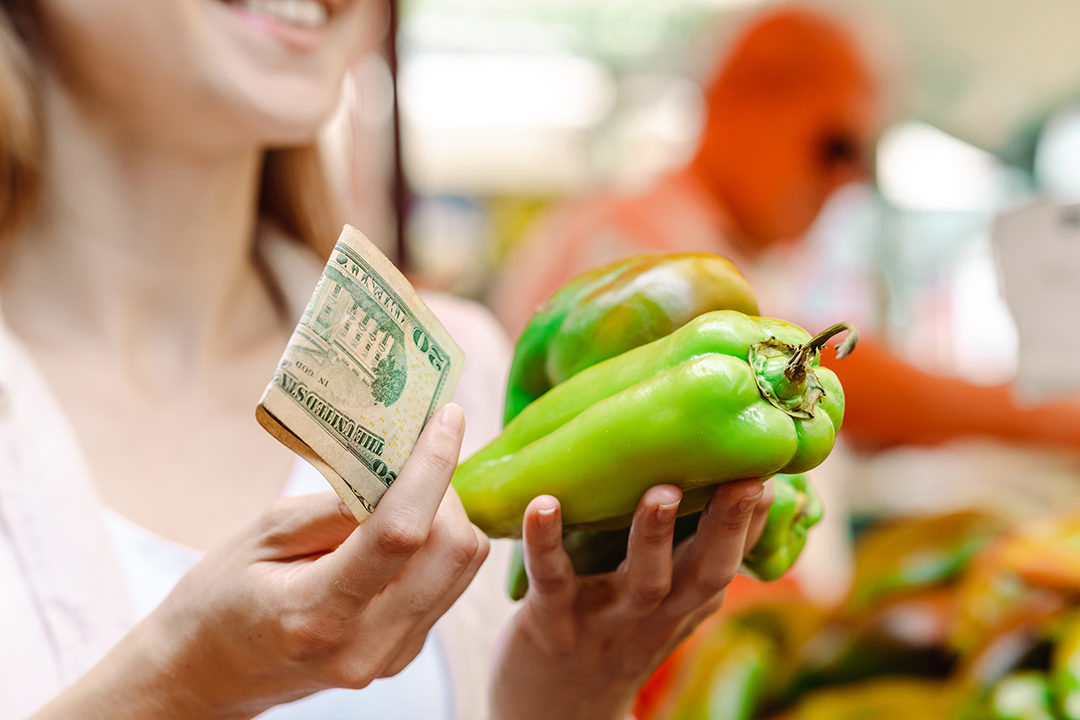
[{"xmin": 257, "ymin": 225, "xmax": 464, "ymax": 522}]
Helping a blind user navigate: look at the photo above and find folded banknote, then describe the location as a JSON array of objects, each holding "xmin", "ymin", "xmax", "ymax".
[{"xmin": 257, "ymin": 225, "xmax": 464, "ymax": 522}]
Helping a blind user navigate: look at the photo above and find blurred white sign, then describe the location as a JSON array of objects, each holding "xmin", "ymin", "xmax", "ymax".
[{"xmin": 992, "ymin": 200, "xmax": 1080, "ymax": 403}]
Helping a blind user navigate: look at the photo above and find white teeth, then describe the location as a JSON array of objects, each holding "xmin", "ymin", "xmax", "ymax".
[{"xmin": 240, "ymin": 0, "xmax": 328, "ymax": 29}]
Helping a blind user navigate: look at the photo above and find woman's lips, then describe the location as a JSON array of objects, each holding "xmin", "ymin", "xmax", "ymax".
[{"xmin": 223, "ymin": 0, "xmax": 332, "ymax": 52}]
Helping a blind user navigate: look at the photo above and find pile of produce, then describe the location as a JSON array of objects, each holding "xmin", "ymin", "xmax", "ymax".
[{"xmin": 630, "ymin": 507, "xmax": 1080, "ymax": 720}]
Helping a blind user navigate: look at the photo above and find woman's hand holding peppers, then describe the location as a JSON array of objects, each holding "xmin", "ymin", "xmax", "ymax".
[{"xmin": 490, "ymin": 479, "xmax": 773, "ymax": 720}]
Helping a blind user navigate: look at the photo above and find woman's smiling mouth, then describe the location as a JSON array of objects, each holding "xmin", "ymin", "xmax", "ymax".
[
  {"xmin": 219, "ymin": 0, "xmax": 340, "ymax": 51},
  {"xmin": 230, "ymin": 0, "xmax": 329, "ymax": 29}
]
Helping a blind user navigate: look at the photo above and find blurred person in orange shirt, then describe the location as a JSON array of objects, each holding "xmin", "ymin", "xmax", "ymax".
[{"xmin": 490, "ymin": 5, "xmax": 1080, "ymax": 456}]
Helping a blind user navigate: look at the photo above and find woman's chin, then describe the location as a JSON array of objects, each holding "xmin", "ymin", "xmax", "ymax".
[{"xmin": 231, "ymin": 82, "xmax": 340, "ymax": 145}]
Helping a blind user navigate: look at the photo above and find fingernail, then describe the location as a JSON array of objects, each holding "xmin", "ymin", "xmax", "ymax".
[
  {"xmin": 537, "ymin": 505, "xmax": 558, "ymax": 529},
  {"xmin": 656, "ymin": 501, "xmax": 680, "ymax": 522},
  {"xmin": 440, "ymin": 403, "xmax": 464, "ymax": 435},
  {"xmin": 737, "ymin": 484, "xmax": 765, "ymax": 514}
]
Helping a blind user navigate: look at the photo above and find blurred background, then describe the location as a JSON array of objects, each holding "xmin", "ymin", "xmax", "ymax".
[
  {"xmin": 323, "ymin": 0, "xmax": 1080, "ymax": 537},
  {"xmin": 320, "ymin": 3, "xmax": 1080, "ymax": 713}
]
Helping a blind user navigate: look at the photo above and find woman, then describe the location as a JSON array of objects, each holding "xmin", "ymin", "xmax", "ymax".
[{"xmin": 0, "ymin": 0, "xmax": 773, "ymax": 718}]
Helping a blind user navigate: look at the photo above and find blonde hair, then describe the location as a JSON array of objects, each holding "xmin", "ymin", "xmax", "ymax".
[
  {"xmin": 261, "ymin": 146, "xmax": 342, "ymax": 259},
  {"xmin": 0, "ymin": 2, "xmax": 342, "ymax": 260}
]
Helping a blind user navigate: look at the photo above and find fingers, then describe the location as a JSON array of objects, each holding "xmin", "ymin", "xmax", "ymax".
[
  {"xmin": 382, "ymin": 501, "xmax": 491, "ymax": 673},
  {"xmin": 381, "ymin": 486, "xmax": 490, "ymax": 621},
  {"xmin": 370, "ymin": 403, "xmax": 466, "ymax": 538},
  {"xmin": 366, "ymin": 487, "xmax": 490, "ymax": 677},
  {"xmin": 521, "ymin": 496, "xmax": 577, "ymax": 615},
  {"xmin": 743, "ymin": 478, "xmax": 775, "ymax": 556},
  {"xmin": 622, "ymin": 485, "xmax": 682, "ymax": 613},
  {"xmin": 667, "ymin": 478, "xmax": 764, "ymax": 612},
  {"xmin": 287, "ymin": 483, "xmax": 487, "ymax": 688},
  {"xmin": 318, "ymin": 403, "xmax": 466, "ymax": 599},
  {"xmin": 377, "ymin": 524, "xmax": 490, "ymax": 678}
]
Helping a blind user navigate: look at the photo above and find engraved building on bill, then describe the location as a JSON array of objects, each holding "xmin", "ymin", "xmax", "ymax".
[{"xmin": 306, "ymin": 277, "xmax": 398, "ymax": 389}]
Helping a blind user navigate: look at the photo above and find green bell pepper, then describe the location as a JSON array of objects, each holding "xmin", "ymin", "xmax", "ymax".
[
  {"xmin": 453, "ymin": 309, "xmax": 855, "ymax": 538},
  {"xmin": 505, "ymin": 252, "xmax": 760, "ymax": 424},
  {"xmin": 744, "ymin": 473, "xmax": 824, "ymax": 581}
]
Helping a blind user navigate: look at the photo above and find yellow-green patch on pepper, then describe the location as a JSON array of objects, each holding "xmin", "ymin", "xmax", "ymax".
[{"xmin": 505, "ymin": 252, "xmax": 759, "ymax": 424}]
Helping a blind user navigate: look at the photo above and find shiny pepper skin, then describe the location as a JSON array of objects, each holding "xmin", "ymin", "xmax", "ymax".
[
  {"xmin": 505, "ymin": 252, "xmax": 759, "ymax": 424},
  {"xmin": 453, "ymin": 309, "xmax": 846, "ymax": 539}
]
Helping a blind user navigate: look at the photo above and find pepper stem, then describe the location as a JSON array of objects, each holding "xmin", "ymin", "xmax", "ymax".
[{"xmin": 784, "ymin": 321, "xmax": 859, "ymax": 383}]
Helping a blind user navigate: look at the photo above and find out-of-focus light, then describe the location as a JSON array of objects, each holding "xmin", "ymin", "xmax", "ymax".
[
  {"xmin": 950, "ymin": 240, "xmax": 1019, "ymax": 385},
  {"xmin": 639, "ymin": 76, "xmax": 704, "ymax": 145},
  {"xmin": 607, "ymin": 73, "xmax": 704, "ymax": 190},
  {"xmin": 400, "ymin": 52, "xmax": 615, "ymax": 130},
  {"xmin": 1034, "ymin": 106, "xmax": 1080, "ymax": 199},
  {"xmin": 403, "ymin": 14, "xmax": 568, "ymax": 54},
  {"xmin": 877, "ymin": 121, "xmax": 1006, "ymax": 212},
  {"xmin": 689, "ymin": 0, "xmax": 771, "ymax": 6}
]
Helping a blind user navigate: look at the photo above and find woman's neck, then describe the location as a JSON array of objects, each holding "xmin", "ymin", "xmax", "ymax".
[{"xmin": 1, "ymin": 71, "xmax": 283, "ymax": 390}]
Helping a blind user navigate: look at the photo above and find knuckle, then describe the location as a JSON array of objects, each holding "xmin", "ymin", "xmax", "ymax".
[
  {"xmin": 695, "ymin": 567, "xmax": 737, "ymax": 598},
  {"xmin": 333, "ymin": 638, "xmax": 405, "ymax": 689},
  {"xmin": 376, "ymin": 517, "xmax": 428, "ymax": 558},
  {"xmin": 629, "ymin": 578, "xmax": 671, "ymax": 610},
  {"xmin": 704, "ymin": 501, "xmax": 751, "ymax": 536},
  {"xmin": 474, "ymin": 532, "xmax": 492, "ymax": 563},
  {"xmin": 336, "ymin": 672, "xmax": 374, "ymax": 691},
  {"xmin": 320, "ymin": 630, "xmax": 403, "ymax": 690},
  {"xmin": 326, "ymin": 657, "xmax": 378, "ymax": 691},
  {"xmin": 700, "ymin": 591, "xmax": 727, "ymax": 617},
  {"xmin": 441, "ymin": 523, "xmax": 482, "ymax": 568},
  {"xmin": 278, "ymin": 609, "xmax": 346, "ymax": 664},
  {"xmin": 530, "ymin": 572, "xmax": 573, "ymax": 598},
  {"xmin": 383, "ymin": 636, "xmax": 427, "ymax": 677}
]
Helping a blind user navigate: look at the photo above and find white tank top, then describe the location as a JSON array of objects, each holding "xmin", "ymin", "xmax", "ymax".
[{"xmin": 101, "ymin": 460, "xmax": 455, "ymax": 720}]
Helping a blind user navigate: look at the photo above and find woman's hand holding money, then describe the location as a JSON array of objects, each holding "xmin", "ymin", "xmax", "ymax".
[
  {"xmin": 489, "ymin": 479, "xmax": 774, "ymax": 720},
  {"xmin": 32, "ymin": 404, "xmax": 487, "ymax": 720}
]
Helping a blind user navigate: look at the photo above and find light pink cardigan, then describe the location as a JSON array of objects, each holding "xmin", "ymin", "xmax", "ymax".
[{"xmin": 0, "ymin": 230, "xmax": 517, "ymax": 719}]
